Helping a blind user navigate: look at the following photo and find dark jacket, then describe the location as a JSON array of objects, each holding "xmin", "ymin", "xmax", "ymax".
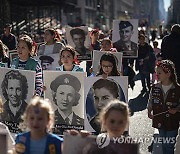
[
  {"xmin": 161, "ymin": 33, "xmax": 180, "ymax": 82},
  {"xmin": 135, "ymin": 43, "xmax": 155, "ymax": 73},
  {"xmin": 0, "ymin": 100, "xmax": 27, "ymax": 122},
  {"xmin": 150, "ymin": 83, "xmax": 180, "ymax": 130},
  {"xmin": 55, "ymin": 110, "xmax": 84, "ymax": 126},
  {"xmin": 113, "ymin": 40, "xmax": 138, "ymax": 57}
]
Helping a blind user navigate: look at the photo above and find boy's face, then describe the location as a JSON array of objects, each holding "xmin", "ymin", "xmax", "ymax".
[
  {"xmin": 119, "ymin": 26, "xmax": 133, "ymax": 42},
  {"xmin": 72, "ymin": 34, "xmax": 85, "ymax": 49}
]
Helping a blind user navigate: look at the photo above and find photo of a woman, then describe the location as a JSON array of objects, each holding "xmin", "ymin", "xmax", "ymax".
[{"xmin": 86, "ymin": 78, "xmax": 126, "ymax": 134}]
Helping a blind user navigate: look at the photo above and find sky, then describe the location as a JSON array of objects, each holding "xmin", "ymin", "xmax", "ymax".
[{"xmin": 164, "ymin": 0, "xmax": 170, "ymax": 11}]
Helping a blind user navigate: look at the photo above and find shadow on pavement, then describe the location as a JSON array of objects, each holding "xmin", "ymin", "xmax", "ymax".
[{"xmin": 128, "ymin": 91, "xmax": 150, "ymax": 114}]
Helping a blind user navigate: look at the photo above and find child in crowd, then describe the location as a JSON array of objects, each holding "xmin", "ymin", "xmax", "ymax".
[
  {"xmin": 0, "ymin": 96, "xmax": 15, "ymax": 153},
  {"xmin": 152, "ymin": 52, "xmax": 163, "ymax": 83},
  {"xmin": 147, "ymin": 60, "xmax": 180, "ymax": 154},
  {"xmin": 100, "ymin": 38, "xmax": 117, "ymax": 52},
  {"xmin": 15, "ymin": 96, "xmax": 63, "ymax": 154},
  {"xmin": 10, "ymin": 35, "xmax": 43, "ymax": 96},
  {"xmin": 96, "ymin": 52, "xmax": 121, "ymax": 78},
  {"xmin": 84, "ymin": 100, "xmax": 138, "ymax": 154},
  {"xmin": 99, "ymin": 99, "xmax": 130, "ymax": 138},
  {"xmin": 152, "ymin": 41, "xmax": 161, "ymax": 56},
  {"xmin": 38, "ymin": 28, "xmax": 64, "ymax": 55},
  {"xmin": 56, "ymin": 46, "xmax": 84, "ymax": 72}
]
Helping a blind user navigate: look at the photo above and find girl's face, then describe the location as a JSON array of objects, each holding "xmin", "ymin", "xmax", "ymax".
[
  {"xmin": 27, "ymin": 107, "xmax": 49, "ymax": 135},
  {"xmin": 104, "ymin": 110, "xmax": 127, "ymax": 138},
  {"xmin": 94, "ymin": 87, "xmax": 115, "ymax": 112},
  {"xmin": 17, "ymin": 40, "xmax": 31, "ymax": 61},
  {"xmin": 60, "ymin": 50, "xmax": 74, "ymax": 66},
  {"xmin": 156, "ymin": 67, "xmax": 171, "ymax": 84},
  {"xmin": 101, "ymin": 41, "xmax": 111, "ymax": 51},
  {"xmin": 44, "ymin": 30, "xmax": 54, "ymax": 43},
  {"xmin": 101, "ymin": 60, "xmax": 113, "ymax": 75}
]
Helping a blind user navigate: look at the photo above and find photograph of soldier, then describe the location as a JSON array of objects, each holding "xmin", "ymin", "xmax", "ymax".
[
  {"xmin": 39, "ymin": 55, "xmax": 54, "ymax": 70},
  {"xmin": 66, "ymin": 26, "xmax": 91, "ymax": 60},
  {"xmin": 34, "ymin": 53, "xmax": 59, "ymax": 70},
  {"xmin": 50, "ymin": 74, "xmax": 84, "ymax": 126},
  {"xmin": 113, "ymin": 20, "xmax": 138, "ymax": 57}
]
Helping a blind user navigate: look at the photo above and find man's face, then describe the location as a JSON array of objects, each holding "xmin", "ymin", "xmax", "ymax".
[
  {"xmin": 119, "ymin": 26, "xmax": 133, "ymax": 42},
  {"xmin": 6, "ymin": 79, "xmax": 22, "ymax": 107},
  {"xmin": 72, "ymin": 34, "xmax": 85, "ymax": 49},
  {"xmin": 55, "ymin": 85, "xmax": 76, "ymax": 111}
]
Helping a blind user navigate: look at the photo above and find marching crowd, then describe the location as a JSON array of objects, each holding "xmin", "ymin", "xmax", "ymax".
[{"xmin": 0, "ymin": 22, "xmax": 180, "ymax": 154}]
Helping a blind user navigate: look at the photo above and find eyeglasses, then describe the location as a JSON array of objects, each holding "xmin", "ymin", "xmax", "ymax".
[{"xmin": 102, "ymin": 65, "xmax": 113, "ymax": 69}]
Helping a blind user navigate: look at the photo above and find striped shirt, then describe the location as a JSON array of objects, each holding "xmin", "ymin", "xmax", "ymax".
[{"xmin": 17, "ymin": 60, "xmax": 43, "ymax": 96}]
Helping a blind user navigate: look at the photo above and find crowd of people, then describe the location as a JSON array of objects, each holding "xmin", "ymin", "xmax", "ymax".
[{"xmin": 0, "ymin": 22, "xmax": 180, "ymax": 154}]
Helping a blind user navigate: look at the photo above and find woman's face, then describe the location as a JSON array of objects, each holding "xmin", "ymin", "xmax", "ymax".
[
  {"xmin": 101, "ymin": 60, "xmax": 113, "ymax": 75},
  {"xmin": 17, "ymin": 40, "xmax": 30, "ymax": 61},
  {"xmin": 44, "ymin": 30, "xmax": 54, "ymax": 43},
  {"xmin": 60, "ymin": 50, "xmax": 74, "ymax": 66},
  {"xmin": 94, "ymin": 87, "xmax": 115, "ymax": 112}
]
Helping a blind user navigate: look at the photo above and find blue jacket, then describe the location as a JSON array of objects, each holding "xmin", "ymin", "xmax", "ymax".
[{"xmin": 15, "ymin": 132, "xmax": 63, "ymax": 154}]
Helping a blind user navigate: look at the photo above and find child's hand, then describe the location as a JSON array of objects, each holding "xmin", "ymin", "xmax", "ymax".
[
  {"xmin": 79, "ymin": 130, "xmax": 91, "ymax": 137},
  {"xmin": 43, "ymin": 86, "xmax": 46, "ymax": 91},
  {"xmin": 168, "ymin": 108, "xmax": 179, "ymax": 114},
  {"xmin": 66, "ymin": 129, "xmax": 79, "ymax": 135},
  {"xmin": 148, "ymin": 111, "xmax": 153, "ymax": 119},
  {"xmin": 89, "ymin": 67, "xmax": 93, "ymax": 73},
  {"xmin": 66, "ymin": 129, "xmax": 91, "ymax": 137}
]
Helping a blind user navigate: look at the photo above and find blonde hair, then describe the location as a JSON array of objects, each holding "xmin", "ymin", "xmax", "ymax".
[
  {"xmin": 99, "ymin": 99, "xmax": 130, "ymax": 131},
  {"xmin": 19, "ymin": 96, "xmax": 54, "ymax": 132}
]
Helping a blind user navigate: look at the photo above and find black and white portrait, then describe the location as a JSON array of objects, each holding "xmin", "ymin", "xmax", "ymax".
[
  {"xmin": 8, "ymin": 50, "xmax": 18, "ymax": 61},
  {"xmin": 66, "ymin": 26, "xmax": 91, "ymax": 61},
  {"xmin": 85, "ymin": 76, "xmax": 128, "ymax": 133},
  {"xmin": 34, "ymin": 53, "xmax": 59, "ymax": 70},
  {"xmin": 92, "ymin": 50, "xmax": 123, "ymax": 75},
  {"xmin": 112, "ymin": 19, "xmax": 138, "ymax": 58},
  {"xmin": 43, "ymin": 71, "xmax": 86, "ymax": 134},
  {"xmin": 0, "ymin": 68, "xmax": 35, "ymax": 132}
]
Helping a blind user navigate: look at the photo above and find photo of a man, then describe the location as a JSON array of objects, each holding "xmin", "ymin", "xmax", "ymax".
[
  {"xmin": 66, "ymin": 26, "xmax": 91, "ymax": 60},
  {"xmin": 113, "ymin": 20, "xmax": 138, "ymax": 57},
  {"xmin": 50, "ymin": 74, "xmax": 84, "ymax": 126},
  {"xmin": 39, "ymin": 55, "xmax": 54, "ymax": 70},
  {"xmin": 0, "ymin": 70, "xmax": 28, "ymax": 122}
]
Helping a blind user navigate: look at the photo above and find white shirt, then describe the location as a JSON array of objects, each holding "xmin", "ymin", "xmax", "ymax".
[
  {"xmin": 44, "ymin": 45, "xmax": 54, "ymax": 55},
  {"xmin": 162, "ymin": 83, "xmax": 173, "ymax": 94}
]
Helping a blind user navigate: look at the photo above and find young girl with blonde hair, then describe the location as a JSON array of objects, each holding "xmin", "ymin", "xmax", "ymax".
[{"xmin": 15, "ymin": 96, "xmax": 63, "ymax": 154}]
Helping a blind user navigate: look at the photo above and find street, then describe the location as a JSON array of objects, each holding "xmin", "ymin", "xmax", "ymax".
[{"xmin": 128, "ymin": 77, "xmax": 163, "ymax": 154}]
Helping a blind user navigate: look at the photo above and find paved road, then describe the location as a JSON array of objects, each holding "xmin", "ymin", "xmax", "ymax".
[{"xmin": 128, "ymin": 78, "xmax": 163, "ymax": 154}]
